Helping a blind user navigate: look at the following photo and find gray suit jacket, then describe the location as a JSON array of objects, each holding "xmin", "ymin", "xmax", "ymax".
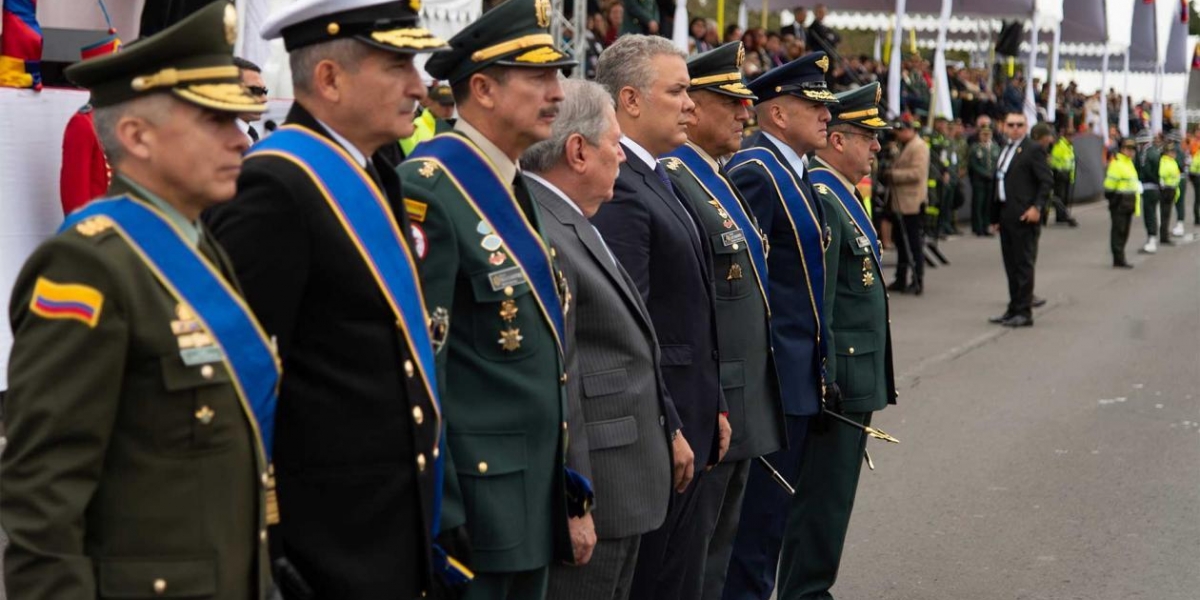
[{"xmin": 527, "ymin": 176, "xmax": 675, "ymax": 539}]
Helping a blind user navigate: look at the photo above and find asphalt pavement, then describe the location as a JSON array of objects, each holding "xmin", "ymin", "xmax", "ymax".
[{"xmin": 833, "ymin": 201, "xmax": 1200, "ymax": 600}]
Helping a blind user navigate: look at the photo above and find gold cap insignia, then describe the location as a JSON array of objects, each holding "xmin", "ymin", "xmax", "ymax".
[
  {"xmin": 816, "ymin": 55, "xmax": 830, "ymax": 73},
  {"xmin": 535, "ymin": 0, "xmax": 551, "ymax": 28},
  {"xmin": 327, "ymin": 21, "xmax": 340, "ymax": 35},
  {"xmin": 736, "ymin": 43, "xmax": 745, "ymax": 68},
  {"xmin": 224, "ymin": 4, "xmax": 238, "ymax": 45},
  {"xmin": 410, "ymin": 0, "xmax": 422, "ymax": 11}
]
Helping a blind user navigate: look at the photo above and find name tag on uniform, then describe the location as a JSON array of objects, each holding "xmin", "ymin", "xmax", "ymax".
[
  {"xmin": 488, "ymin": 266, "xmax": 526, "ymax": 291},
  {"xmin": 721, "ymin": 229, "xmax": 746, "ymax": 247},
  {"xmin": 856, "ymin": 235, "xmax": 872, "ymax": 249},
  {"xmin": 181, "ymin": 346, "xmax": 225, "ymax": 366}
]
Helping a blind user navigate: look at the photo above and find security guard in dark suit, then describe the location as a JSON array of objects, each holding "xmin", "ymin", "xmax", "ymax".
[
  {"xmin": 660, "ymin": 42, "xmax": 786, "ymax": 600},
  {"xmin": 798, "ymin": 82, "xmax": 898, "ymax": 599},
  {"xmin": 396, "ymin": 1, "xmax": 581, "ymax": 597},
  {"xmin": 205, "ymin": 0, "xmax": 454, "ymax": 597},
  {"xmin": 3, "ymin": 5, "xmax": 274, "ymax": 599}
]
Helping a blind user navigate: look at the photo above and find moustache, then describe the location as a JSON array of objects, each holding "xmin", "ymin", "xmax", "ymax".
[{"xmin": 539, "ymin": 107, "xmax": 560, "ymax": 119}]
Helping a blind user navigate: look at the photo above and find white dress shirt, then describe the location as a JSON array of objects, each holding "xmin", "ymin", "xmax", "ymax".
[{"xmin": 995, "ymin": 136, "xmax": 1024, "ymax": 202}]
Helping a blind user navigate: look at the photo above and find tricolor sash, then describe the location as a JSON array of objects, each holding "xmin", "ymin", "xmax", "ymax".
[
  {"xmin": 246, "ymin": 126, "xmax": 452, "ymax": 538},
  {"xmin": 727, "ymin": 147, "xmax": 828, "ymax": 377},
  {"xmin": 664, "ymin": 144, "xmax": 770, "ymax": 309},
  {"xmin": 60, "ymin": 198, "xmax": 279, "ymax": 459},
  {"xmin": 408, "ymin": 134, "xmax": 566, "ymax": 355},
  {"xmin": 810, "ymin": 165, "xmax": 882, "ymax": 265}
]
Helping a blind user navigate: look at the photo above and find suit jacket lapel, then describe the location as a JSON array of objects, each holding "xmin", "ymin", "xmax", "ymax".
[{"xmin": 622, "ymin": 144, "xmax": 710, "ymax": 273}]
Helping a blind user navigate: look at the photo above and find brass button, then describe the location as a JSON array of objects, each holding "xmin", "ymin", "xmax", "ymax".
[
  {"xmin": 412, "ymin": 406, "xmax": 424, "ymax": 425},
  {"xmin": 550, "ymin": 247, "xmax": 557, "ymax": 258},
  {"xmin": 733, "ymin": 243, "xmax": 740, "ymax": 250},
  {"xmin": 153, "ymin": 578, "xmax": 167, "ymax": 594},
  {"xmin": 261, "ymin": 472, "xmax": 270, "ymax": 486},
  {"xmin": 478, "ymin": 461, "xmax": 488, "ymax": 474},
  {"xmin": 504, "ymin": 286, "xmax": 514, "ymax": 297},
  {"xmin": 433, "ymin": 447, "xmax": 440, "ymax": 459},
  {"xmin": 260, "ymin": 529, "xmax": 268, "ymax": 543},
  {"xmin": 562, "ymin": 421, "xmax": 568, "ymax": 431},
  {"xmin": 404, "ymin": 360, "xmax": 414, "ymax": 378},
  {"xmin": 326, "ymin": 21, "xmax": 340, "ymax": 35},
  {"xmin": 200, "ymin": 364, "xmax": 214, "ymax": 379},
  {"xmin": 560, "ymin": 373, "xmax": 568, "ymax": 384},
  {"xmin": 417, "ymin": 453, "xmax": 427, "ymax": 472},
  {"xmin": 848, "ymin": 347, "xmax": 855, "ymax": 355}
]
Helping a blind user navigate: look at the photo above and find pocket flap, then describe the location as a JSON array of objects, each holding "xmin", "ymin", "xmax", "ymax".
[
  {"xmin": 659, "ymin": 344, "xmax": 694, "ymax": 367},
  {"xmin": 98, "ymin": 558, "xmax": 215, "ymax": 598},
  {"xmin": 449, "ymin": 431, "xmax": 527, "ymax": 476},
  {"xmin": 835, "ymin": 330, "xmax": 878, "ymax": 356},
  {"xmin": 709, "ymin": 229, "xmax": 747, "ymax": 255},
  {"xmin": 719, "ymin": 359, "xmax": 746, "ymax": 390},
  {"xmin": 585, "ymin": 416, "xmax": 639, "ymax": 450},
  {"xmin": 469, "ymin": 267, "xmax": 532, "ymax": 302},
  {"xmin": 160, "ymin": 356, "xmax": 230, "ymax": 391},
  {"xmin": 582, "ymin": 368, "xmax": 629, "ymax": 398}
]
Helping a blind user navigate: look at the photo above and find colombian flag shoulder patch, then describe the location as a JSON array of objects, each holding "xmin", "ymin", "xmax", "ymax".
[{"xmin": 29, "ymin": 277, "xmax": 104, "ymax": 328}]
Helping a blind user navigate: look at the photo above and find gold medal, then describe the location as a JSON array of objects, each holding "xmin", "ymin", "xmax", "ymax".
[
  {"xmin": 498, "ymin": 328, "xmax": 524, "ymax": 351},
  {"xmin": 489, "ymin": 251, "xmax": 507, "ymax": 266},
  {"xmin": 499, "ymin": 299, "xmax": 518, "ymax": 322},
  {"xmin": 862, "ymin": 256, "xmax": 875, "ymax": 287},
  {"xmin": 727, "ymin": 263, "xmax": 744, "ymax": 280}
]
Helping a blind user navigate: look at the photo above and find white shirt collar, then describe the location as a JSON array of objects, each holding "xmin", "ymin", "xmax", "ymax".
[
  {"xmin": 455, "ymin": 118, "xmax": 519, "ymax": 186},
  {"xmin": 523, "ymin": 172, "xmax": 584, "ymax": 216},
  {"xmin": 314, "ymin": 117, "xmax": 368, "ymax": 168},
  {"xmin": 620, "ymin": 135, "xmax": 659, "ymax": 170},
  {"xmin": 761, "ymin": 130, "xmax": 808, "ymax": 178}
]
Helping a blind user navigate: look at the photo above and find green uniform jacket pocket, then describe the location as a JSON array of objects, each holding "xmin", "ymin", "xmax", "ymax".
[
  {"xmin": 98, "ymin": 557, "xmax": 215, "ymax": 598},
  {"xmin": 834, "ymin": 330, "xmax": 878, "ymax": 405},
  {"xmin": 450, "ymin": 431, "xmax": 528, "ymax": 552}
]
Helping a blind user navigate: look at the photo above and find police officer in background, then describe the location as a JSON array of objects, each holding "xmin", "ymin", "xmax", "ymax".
[
  {"xmin": 660, "ymin": 42, "xmax": 786, "ymax": 600},
  {"xmin": 206, "ymin": 0, "xmax": 454, "ymax": 596},
  {"xmin": 398, "ymin": 0, "xmax": 583, "ymax": 597},
  {"xmin": 4, "ymin": 5, "xmax": 275, "ymax": 599},
  {"xmin": 968, "ymin": 124, "xmax": 1000, "ymax": 236},
  {"xmin": 1105, "ymin": 138, "xmax": 1140, "ymax": 269},
  {"xmin": 1046, "ymin": 125, "xmax": 1079, "ymax": 227}
]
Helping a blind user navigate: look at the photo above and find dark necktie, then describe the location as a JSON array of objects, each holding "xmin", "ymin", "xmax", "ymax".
[
  {"xmin": 653, "ymin": 162, "xmax": 675, "ymax": 194},
  {"xmin": 365, "ymin": 161, "xmax": 386, "ymax": 193},
  {"xmin": 512, "ymin": 174, "xmax": 536, "ymax": 222},
  {"xmin": 654, "ymin": 162, "xmax": 701, "ymax": 243}
]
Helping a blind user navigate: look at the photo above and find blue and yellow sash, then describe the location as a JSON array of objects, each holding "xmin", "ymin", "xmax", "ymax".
[
  {"xmin": 247, "ymin": 127, "xmax": 453, "ymax": 528},
  {"xmin": 664, "ymin": 143, "xmax": 770, "ymax": 310},
  {"xmin": 408, "ymin": 134, "xmax": 566, "ymax": 355},
  {"xmin": 60, "ymin": 197, "xmax": 279, "ymax": 459},
  {"xmin": 727, "ymin": 147, "xmax": 827, "ymax": 377},
  {"xmin": 810, "ymin": 165, "xmax": 881, "ymax": 265}
]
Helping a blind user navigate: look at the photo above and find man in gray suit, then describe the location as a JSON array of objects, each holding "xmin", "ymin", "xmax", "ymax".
[{"xmin": 523, "ymin": 78, "xmax": 693, "ymax": 600}]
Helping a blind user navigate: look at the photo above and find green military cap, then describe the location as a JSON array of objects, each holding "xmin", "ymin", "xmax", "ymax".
[
  {"xmin": 425, "ymin": 0, "xmax": 576, "ymax": 85},
  {"xmin": 260, "ymin": 0, "xmax": 448, "ymax": 54},
  {"xmin": 64, "ymin": 2, "xmax": 263, "ymax": 113},
  {"xmin": 828, "ymin": 82, "xmax": 891, "ymax": 130},
  {"xmin": 429, "ymin": 83, "xmax": 454, "ymax": 106},
  {"xmin": 686, "ymin": 41, "xmax": 756, "ymax": 100}
]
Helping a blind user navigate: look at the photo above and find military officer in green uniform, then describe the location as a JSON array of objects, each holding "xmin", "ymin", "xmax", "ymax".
[
  {"xmin": 968, "ymin": 125, "xmax": 1000, "ymax": 236},
  {"xmin": 2, "ymin": 4, "xmax": 276, "ymax": 599},
  {"xmin": 660, "ymin": 42, "xmax": 786, "ymax": 600},
  {"xmin": 396, "ymin": 0, "xmax": 584, "ymax": 597},
  {"xmin": 790, "ymin": 82, "xmax": 898, "ymax": 599}
]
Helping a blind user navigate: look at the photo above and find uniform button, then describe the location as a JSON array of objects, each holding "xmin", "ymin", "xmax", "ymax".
[
  {"xmin": 733, "ymin": 243, "xmax": 740, "ymax": 250},
  {"xmin": 261, "ymin": 472, "xmax": 270, "ymax": 487},
  {"xmin": 433, "ymin": 447, "xmax": 440, "ymax": 459},
  {"xmin": 560, "ymin": 373, "xmax": 568, "ymax": 384},
  {"xmin": 200, "ymin": 364, "xmax": 214, "ymax": 380},
  {"xmin": 153, "ymin": 578, "xmax": 167, "ymax": 595},
  {"xmin": 260, "ymin": 529, "xmax": 268, "ymax": 543},
  {"xmin": 412, "ymin": 406, "xmax": 424, "ymax": 425},
  {"xmin": 417, "ymin": 453, "xmax": 427, "ymax": 472},
  {"xmin": 659, "ymin": 415, "xmax": 666, "ymax": 426},
  {"xmin": 478, "ymin": 461, "xmax": 488, "ymax": 474},
  {"xmin": 504, "ymin": 286, "xmax": 514, "ymax": 297},
  {"xmin": 562, "ymin": 421, "xmax": 568, "ymax": 431},
  {"xmin": 404, "ymin": 360, "xmax": 415, "ymax": 378},
  {"xmin": 848, "ymin": 347, "xmax": 856, "ymax": 355},
  {"xmin": 550, "ymin": 247, "xmax": 558, "ymax": 258}
]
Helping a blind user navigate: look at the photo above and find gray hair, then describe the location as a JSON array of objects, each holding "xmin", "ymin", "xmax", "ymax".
[
  {"xmin": 289, "ymin": 38, "xmax": 371, "ymax": 95},
  {"xmin": 596, "ymin": 34, "xmax": 686, "ymax": 98},
  {"xmin": 92, "ymin": 93, "xmax": 175, "ymax": 166},
  {"xmin": 522, "ymin": 79, "xmax": 615, "ymax": 173}
]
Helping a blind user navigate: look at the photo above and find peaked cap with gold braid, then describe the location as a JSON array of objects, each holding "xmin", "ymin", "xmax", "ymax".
[
  {"xmin": 261, "ymin": 0, "xmax": 448, "ymax": 54},
  {"xmin": 425, "ymin": 0, "xmax": 576, "ymax": 85},
  {"xmin": 747, "ymin": 51, "xmax": 839, "ymax": 105},
  {"xmin": 686, "ymin": 41, "xmax": 757, "ymax": 100},
  {"xmin": 65, "ymin": 2, "xmax": 264, "ymax": 113},
  {"xmin": 828, "ymin": 82, "xmax": 892, "ymax": 130}
]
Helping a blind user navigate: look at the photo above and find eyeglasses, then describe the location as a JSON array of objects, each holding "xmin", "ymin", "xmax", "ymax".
[
  {"xmin": 247, "ymin": 85, "xmax": 269, "ymax": 97},
  {"xmin": 1005, "ymin": 122, "xmax": 1026, "ymax": 128},
  {"xmin": 837, "ymin": 130, "xmax": 879, "ymax": 143}
]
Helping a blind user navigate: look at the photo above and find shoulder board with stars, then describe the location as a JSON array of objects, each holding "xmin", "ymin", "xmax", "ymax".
[
  {"xmin": 664, "ymin": 158, "xmax": 682, "ymax": 171},
  {"xmin": 74, "ymin": 215, "xmax": 116, "ymax": 238},
  {"xmin": 813, "ymin": 182, "xmax": 832, "ymax": 195}
]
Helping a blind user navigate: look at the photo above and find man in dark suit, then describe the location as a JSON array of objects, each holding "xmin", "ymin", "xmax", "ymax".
[
  {"xmin": 4, "ymin": 6, "xmax": 274, "ymax": 599},
  {"xmin": 988, "ymin": 111, "xmax": 1052, "ymax": 328},
  {"xmin": 660, "ymin": 42, "xmax": 786, "ymax": 600},
  {"xmin": 398, "ymin": 2, "xmax": 584, "ymax": 598},
  {"xmin": 523, "ymin": 78, "xmax": 685, "ymax": 600},
  {"xmin": 722, "ymin": 52, "xmax": 840, "ymax": 600},
  {"xmin": 592, "ymin": 33, "xmax": 728, "ymax": 600},
  {"xmin": 205, "ymin": 1, "xmax": 454, "ymax": 597}
]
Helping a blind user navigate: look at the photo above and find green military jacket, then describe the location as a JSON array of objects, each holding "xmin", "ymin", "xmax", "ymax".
[
  {"xmin": 396, "ymin": 130, "xmax": 570, "ymax": 573},
  {"xmin": 663, "ymin": 147, "xmax": 785, "ymax": 461},
  {"xmin": 968, "ymin": 140, "xmax": 1001, "ymax": 181},
  {"xmin": 2, "ymin": 178, "xmax": 270, "ymax": 600},
  {"xmin": 810, "ymin": 159, "xmax": 897, "ymax": 413}
]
